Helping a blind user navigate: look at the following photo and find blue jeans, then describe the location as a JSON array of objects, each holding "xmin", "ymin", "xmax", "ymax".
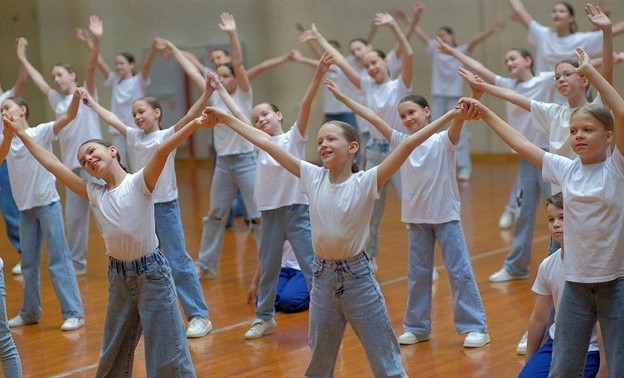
[
  {"xmin": 275, "ymin": 267, "xmax": 310, "ymax": 313},
  {"xmin": 256, "ymin": 205, "xmax": 314, "ymax": 320},
  {"xmin": 197, "ymin": 152, "xmax": 260, "ymax": 274},
  {"xmin": 96, "ymin": 250, "xmax": 195, "ymax": 378},
  {"xmin": 365, "ymin": 139, "xmax": 402, "ymax": 258},
  {"xmin": 19, "ymin": 201, "xmax": 84, "ymax": 322},
  {"xmin": 504, "ymin": 157, "xmax": 552, "ymax": 277},
  {"xmin": 519, "ymin": 337, "xmax": 599, "ymax": 378},
  {"xmin": 0, "ymin": 270, "xmax": 22, "ymax": 377},
  {"xmin": 403, "ymin": 222, "xmax": 487, "ymax": 336},
  {"xmin": 306, "ymin": 252, "xmax": 406, "ymax": 378},
  {"xmin": 0, "ymin": 161, "xmax": 20, "ymax": 254},
  {"xmin": 432, "ymin": 95, "xmax": 471, "ymax": 176},
  {"xmin": 550, "ymin": 278, "xmax": 624, "ymax": 378},
  {"xmin": 154, "ymin": 200, "xmax": 209, "ymax": 320}
]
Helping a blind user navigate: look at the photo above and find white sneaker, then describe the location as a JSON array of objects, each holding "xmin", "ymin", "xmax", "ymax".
[
  {"xmin": 186, "ymin": 317, "xmax": 212, "ymax": 338},
  {"xmin": 61, "ymin": 317, "xmax": 85, "ymax": 331},
  {"xmin": 489, "ymin": 267, "xmax": 529, "ymax": 282},
  {"xmin": 498, "ymin": 210, "xmax": 514, "ymax": 229},
  {"xmin": 195, "ymin": 265, "xmax": 217, "ymax": 280},
  {"xmin": 11, "ymin": 262, "xmax": 22, "ymax": 275},
  {"xmin": 397, "ymin": 332, "xmax": 429, "ymax": 345},
  {"xmin": 457, "ymin": 170, "xmax": 471, "ymax": 181},
  {"xmin": 74, "ymin": 266, "xmax": 87, "ymax": 276},
  {"xmin": 244, "ymin": 318, "xmax": 277, "ymax": 339},
  {"xmin": 517, "ymin": 331, "xmax": 528, "ymax": 355},
  {"xmin": 463, "ymin": 332, "xmax": 490, "ymax": 348},
  {"xmin": 432, "ymin": 267, "xmax": 439, "ymax": 281},
  {"xmin": 7, "ymin": 315, "xmax": 36, "ymax": 328}
]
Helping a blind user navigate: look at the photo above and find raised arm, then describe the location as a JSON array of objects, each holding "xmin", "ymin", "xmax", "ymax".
[
  {"xmin": 181, "ymin": 50, "xmax": 209, "ymax": 75},
  {"xmin": 466, "ymin": 21, "xmax": 505, "ymax": 54},
  {"xmin": 586, "ymin": 3, "xmax": 614, "ymax": 84},
  {"xmin": 159, "ymin": 38, "xmax": 205, "ymax": 93},
  {"xmin": 219, "ymin": 13, "xmax": 251, "ymax": 93},
  {"xmin": 437, "ymin": 38, "xmax": 497, "ymax": 84},
  {"xmin": 12, "ymin": 66, "xmax": 28, "ymax": 97},
  {"xmin": 525, "ymin": 294, "xmax": 553, "ymax": 361},
  {"xmin": 448, "ymin": 86, "xmax": 484, "ymax": 144},
  {"xmin": 2, "ymin": 115, "xmax": 87, "ymax": 199},
  {"xmin": 246, "ymin": 52, "xmax": 291, "ymax": 81},
  {"xmin": 325, "ymin": 78, "xmax": 393, "ymax": 141},
  {"xmin": 52, "ymin": 89, "xmax": 81, "ymax": 135},
  {"xmin": 461, "ymin": 97, "xmax": 545, "ymax": 167},
  {"xmin": 508, "ymin": 0, "xmax": 533, "ymax": 29},
  {"xmin": 208, "ymin": 72, "xmax": 249, "ymax": 124},
  {"xmin": 78, "ymin": 87, "xmax": 129, "ymax": 136},
  {"xmin": 16, "ymin": 37, "xmax": 52, "ymax": 95},
  {"xmin": 296, "ymin": 52, "xmax": 334, "ymax": 136},
  {"xmin": 141, "ymin": 39, "xmax": 159, "ymax": 81},
  {"xmin": 0, "ymin": 126, "xmax": 13, "ymax": 164},
  {"xmin": 75, "ymin": 27, "xmax": 111, "ymax": 79},
  {"xmin": 375, "ymin": 13, "xmax": 413, "ymax": 88},
  {"xmin": 411, "ymin": 3, "xmax": 430, "ymax": 45},
  {"xmin": 173, "ymin": 75, "xmax": 214, "ymax": 131},
  {"xmin": 290, "ymin": 49, "xmax": 323, "ymax": 69},
  {"xmin": 85, "ymin": 15, "xmax": 103, "ymax": 95},
  {"xmin": 459, "ymin": 67, "xmax": 531, "ymax": 111}
]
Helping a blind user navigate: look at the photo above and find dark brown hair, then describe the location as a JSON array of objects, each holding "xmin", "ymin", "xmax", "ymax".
[{"xmin": 78, "ymin": 139, "xmax": 129, "ymax": 172}]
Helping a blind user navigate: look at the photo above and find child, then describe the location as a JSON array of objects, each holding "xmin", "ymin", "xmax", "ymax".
[
  {"xmin": 326, "ymin": 79, "xmax": 490, "ymax": 348},
  {"xmin": 78, "ymin": 75, "xmax": 214, "ymax": 338},
  {"xmin": 2, "ymin": 105, "xmax": 211, "ymax": 377},
  {"xmin": 1, "ymin": 94, "xmax": 85, "ymax": 331},
  {"xmin": 519, "ymin": 193, "xmax": 604, "ymax": 377},
  {"xmin": 458, "ymin": 46, "xmax": 624, "ymax": 376},
  {"xmin": 201, "ymin": 89, "xmax": 477, "ymax": 376}
]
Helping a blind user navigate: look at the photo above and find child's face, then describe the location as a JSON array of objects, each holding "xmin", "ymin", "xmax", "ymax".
[
  {"xmin": 316, "ymin": 123, "xmax": 357, "ymax": 169},
  {"xmin": 1, "ymin": 99, "xmax": 25, "ymax": 119},
  {"xmin": 436, "ymin": 29, "xmax": 455, "ymax": 45},
  {"xmin": 51, "ymin": 66, "xmax": 76, "ymax": 93},
  {"xmin": 569, "ymin": 111, "xmax": 612, "ymax": 163},
  {"xmin": 132, "ymin": 100, "xmax": 161, "ymax": 131},
  {"xmin": 216, "ymin": 65, "xmax": 237, "ymax": 94},
  {"xmin": 251, "ymin": 104, "xmax": 282, "ymax": 136},
  {"xmin": 363, "ymin": 51, "xmax": 388, "ymax": 84},
  {"xmin": 115, "ymin": 55, "xmax": 134, "ymax": 78},
  {"xmin": 554, "ymin": 63, "xmax": 586, "ymax": 98},
  {"xmin": 504, "ymin": 50, "xmax": 531, "ymax": 78},
  {"xmin": 398, "ymin": 101, "xmax": 430, "ymax": 133},
  {"xmin": 78, "ymin": 142, "xmax": 116, "ymax": 177},
  {"xmin": 551, "ymin": 3, "xmax": 574, "ymax": 31},
  {"xmin": 210, "ymin": 50, "xmax": 230, "ymax": 69},
  {"xmin": 546, "ymin": 203, "xmax": 564, "ymax": 244},
  {"xmin": 350, "ymin": 41, "xmax": 371, "ymax": 63}
]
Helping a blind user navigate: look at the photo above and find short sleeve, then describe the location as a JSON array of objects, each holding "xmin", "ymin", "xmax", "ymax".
[
  {"xmin": 530, "ymin": 100, "xmax": 557, "ymax": 135},
  {"xmin": 542, "ymin": 152, "xmax": 571, "ymax": 186},
  {"xmin": 531, "ymin": 260, "xmax": 552, "ymax": 296},
  {"xmin": 47, "ymin": 90, "xmax": 63, "ymax": 108},
  {"xmin": 608, "ymin": 147, "xmax": 624, "ymax": 178},
  {"xmin": 125, "ymin": 128, "xmax": 141, "ymax": 147},
  {"xmin": 528, "ymin": 21, "xmax": 549, "ymax": 46},
  {"xmin": 299, "ymin": 160, "xmax": 322, "ymax": 196},
  {"xmin": 390, "ymin": 129, "xmax": 407, "ymax": 150},
  {"xmin": 104, "ymin": 72, "xmax": 118, "ymax": 87}
]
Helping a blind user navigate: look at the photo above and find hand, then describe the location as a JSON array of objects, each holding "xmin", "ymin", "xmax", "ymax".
[
  {"xmin": 298, "ymin": 30, "xmax": 317, "ymax": 44},
  {"xmin": 413, "ymin": 2, "xmax": 425, "ymax": 16},
  {"xmin": 613, "ymin": 51, "xmax": 624, "ymax": 64},
  {"xmin": 88, "ymin": 15, "xmax": 103, "ymax": 39},
  {"xmin": 247, "ymin": 284, "xmax": 258, "ymax": 304},
  {"xmin": 198, "ymin": 107, "xmax": 222, "ymax": 128},
  {"xmin": 392, "ymin": 8, "xmax": 408, "ymax": 23},
  {"xmin": 15, "ymin": 37, "xmax": 28, "ymax": 59},
  {"xmin": 509, "ymin": 11, "xmax": 523, "ymax": 24},
  {"xmin": 575, "ymin": 47, "xmax": 591, "ymax": 74},
  {"xmin": 295, "ymin": 22, "xmax": 306, "ymax": 33},
  {"xmin": 457, "ymin": 97, "xmax": 484, "ymax": 120},
  {"xmin": 206, "ymin": 72, "xmax": 222, "ymax": 91},
  {"xmin": 318, "ymin": 51, "xmax": 335, "ymax": 73},
  {"xmin": 2, "ymin": 114, "xmax": 20, "ymax": 134},
  {"xmin": 373, "ymin": 13, "xmax": 396, "ymax": 28},
  {"xmin": 219, "ymin": 12, "xmax": 237, "ymax": 34},
  {"xmin": 74, "ymin": 28, "xmax": 90, "ymax": 43},
  {"xmin": 585, "ymin": 3, "xmax": 611, "ymax": 30},
  {"xmin": 324, "ymin": 78, "xmax": 345, "ymax": 101},
  {"xmin": 598, "ymin": 0, "xmax": 612, "ymax": 18},
  {"xmin": 74, "ymin": 87, "xmax": 92, "ymax": 106},
  {"xmin": 288, "ymin": 49, "xmax": 303, "ymax": 62},
  {"xmin": 489, "ymin": 21, "xmax": 506, "ymax": 34},
  {"xmin": 458, "ymin": 67, "xmax": 486, "ymax": 92},
  {"xmin": 435, "ymin": 36, "xmax": 454, "ymax": 55}
]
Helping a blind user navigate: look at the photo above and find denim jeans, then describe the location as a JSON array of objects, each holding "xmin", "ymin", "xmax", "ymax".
[
  {"xmin": 0, "ymin": 270, "xmax": 22, "ymax": 378},
  {"xmin": 519, "ymin": 337, "xmax": 599, "ymax": 378},
  {"xmin": 365, "ymin": 139, "xmax": 402, "ymax": 258},
  {"xmin": 275, "ymin": 267, "xmax": 310, "ymax": 313},
  {"xmin": 154, "ymin": 200, "xmax": 208, "ymax": 320},
  {"xmin": 256, "ymin": 205, "xmax": 314, "ymax": 320},
  {"xmin": 19, "ymin": 201, "xmax": 84, "ymax": 322},
  {"xmin": 0, "ymin": 161, "xmax": 20, "ymax": 254},
  {"xmin": 197, "ymin": 152, "xmax": 260, "ymax": 273},
  {"xmin": 96, "ymin": 250, "xmax": 195, "ymax": 378},
  {"xmin": 432, "ymin": 95, "xmax": 471, "ymax": 176},
  {"xmin": 306, "ymin": 252, "xmax": 406, "ymax": 378},
  {"xmin": 505, "ymin": 170, "xmax": 521, "ymax": 215},
  {"xmin": 504, "ymin": 157, "xmax": 552, "ymax": 277},
  {"xmin": 550, "ymin": 278, "xmax": 624, "ymax": 378},
  {"xmin": 403, "ymin": 222, "xmax": 487, "ymax": 336}
]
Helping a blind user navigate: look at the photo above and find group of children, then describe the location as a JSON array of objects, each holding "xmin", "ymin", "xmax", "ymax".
[{"xmin": 0, "ymin": 1, "xmax": 623, "ymax": 377}]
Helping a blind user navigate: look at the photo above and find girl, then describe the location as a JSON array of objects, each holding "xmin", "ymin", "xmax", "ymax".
[
  {"xmin": 411, "ymin": 2, "xmax": 505, "ymax": 180},
  {"xmin": 458, "ymin": 46, "xmax": 624, "ymax": 376},
  {"xmin": 1, "ymin": 93, "xmax": 84, "ymax": 331},
  {"xmin": 326, "ymin": 79, "xmax": 490, "ymax": 348},
  {"xmin": 75, "ymin": 27, "xmax": 159, "ymax": 171},
  {"xmin": 0, "ymin": 257, "xmax": 22, "ymax": 377},
  {"xmin": 16, "ymin": 16, "xmax": 104, "ymax": 276},
  {"xmin": 78, "ymin": 75, "xmax": 213, "ymax": 338},
  {"xmin": 3, "ymin": 105, "xmax": 211, "ymax": 378},
  {"xmin": 302, "ymin": 13, "xmax": 413, "ymax": 267},
  {"xmin": 201, "ymin": 92, "xmax": 477, "ymax": 377}
]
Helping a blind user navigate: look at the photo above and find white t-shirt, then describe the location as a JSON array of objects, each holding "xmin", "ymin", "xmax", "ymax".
[
  {"xmin": 532, "ymin": 249, "xmax": 599, "ymax": 350},
  {"xmin": 542, "ymin": 150, "xmax": 624, "ymax": 283},
  {"xmin": 360, "ymin": 76, "xmax": 411, "ymax": 140},
  {"xmin": 281, "ymin": 240, "xmax": 301, "ymax": 270},
  {"xmin": 125, "ymin": 127, "xmax": 177, "ymax": 203},
  {"xmin": 428, "ymin": 40, "xmax": 468, "ymax": 97},
  {"xmin": 48, "ymin": 88, "xmax": 103, "ymax": 170},
  {"xmin": 495, "ymin": 72, "xmax": 555, "ymax": 148},
  {"xmin": 87, "ymin": 169, "xmax": 159, "ymax": 261},
  {"xmin": 104, "ymin": 73, "xmax": 150, "ymax": 135},
  {"xmin": 299, "ymin": 161, "xmax": 379, "ymax": 260},
  {"xmin": 3, "ymin": 122, "xmax": 60, "ymax": 211},
  {"xmin": 386, "ymin": 48, "xmax": 402, "ymax": 79},
  {"xmin": 210, "ymin": 88, "xmax": 254, "ymax": 156},
  {"xmin": 391, "ymin": 130, "xmax": 460, "ymax": 223},
  {"xmin": 528, "ymin": 21, "xmax": 603, "ymax": 73},
  {"xmin": 254, "ymin": 125, "xmax": 308, "ymax": 211},
  {"xmin": 324, "ymin": 68, "xmax": 352, "ymax": 114},
  {"xmin": 344, "ymin": 56, "xmax": 373, "ymax": 135}
]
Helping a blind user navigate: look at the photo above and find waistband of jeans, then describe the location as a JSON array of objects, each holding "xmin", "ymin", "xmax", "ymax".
[
  {"xmin": 108, "ymin": 249, "xmax": 164, "ymax": 273},
  {"xmin": 315, "ymin": 251, "xmax": 369, "ymax": 268}
]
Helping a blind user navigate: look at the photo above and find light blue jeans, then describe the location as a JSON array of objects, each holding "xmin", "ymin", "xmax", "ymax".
[
  {"xmin": 0, "ymin": 270, "xmax": 22, "ymax": 377},
  {"xmin": 96, "ymin": 250, "xmax": 195, "ymax": 378},
  {"xmin": 19, "ymin": 201, "xmax": 84, "ymax": 322},
  {"xmin": 0, "ymin": 161, "xmax": 20, "ymax": 255},
  {"xmin": 432, "ymin": 95, "xmax": 471, "ymax": 176},
  {"xmin": 403, "ymin": 222, "xmax": 488, "ymax": 336},
  {"xmin": 504, "ymin": 157, "xmax": 551, "ymax": 277},
  {"xmin": 155, "ymin": 200, "xmax": 208, "ymax": 320},
  {"xmin": 306, "ymin": 252, "xmax": 406, "ymax": 378},
  {"xmin": 550, "ymin": 278, "xmax": 624, "ymax": 378},
  {"xmin": 256, "ymin": 204, "xmax": 314, "ymax": 321},
  {"xmin": 196, "ymin": 152, "xmax": 260, "ymax": 274},
  {"xmin": 365, "ymin": 139, "xmax": 402, "ymax": 258}
]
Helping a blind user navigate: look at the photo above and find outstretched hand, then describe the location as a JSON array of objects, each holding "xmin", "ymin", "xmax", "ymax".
[
  {"xmin": 198, "ymin": 107, "xmax": 223, "ymax": 128},
  {"xmin": 458, "ymin": 67, "xmax": 487, "ymax": 92},
  {"xmin": 585, "ymin": 3, "xmax": 611, "ymax": 30},
  {"xmin": 435, "ymin": 36, "xmax": 454, "ymax": 55},
  {"xmin": 2, "ymin": 114, "xmax": 20, "ymax": 134},
  {"xmin": 373, "ymin": 13, "xmax": 396, "ymax": 28},
  {"xmin": 74, "ymin": 28, "xmax": 90, "ymax": 43},
  {"xmin": 206, "ymin": 72, "xmax": 222, "ymax": 91},
  {"xmin": 15, "ymin": 37, "xmax": 27, "ymax": 59},
  {"xmin": 219, "ymin": 13, "xmax": 237, "ymax": 33},
  {"xmin": 575, "ymin": 47, "xmax": 591, "ymax": 74},
  {"xmin": 317, "ymin": 51, "xmax": 335, "ymax": 73},
  {"xmin": 74, "ymin": 87, "xmax": 93, "ymax": 106},
  {"xmin": 324, "ymin": 78, "xmax": 345, "ymax": 101},
  {"xmin": 89, "ymin": 15, "xmax": 103, "ymax": 39},
  {"xmin": 489, "ymin": 20, "xmax": 506, "ymax": 34},
  {"xmin": 288, "ymin": 49, "xmax": 303, "ymax": 62},
  {"xmin": 457, "ymin": 97, "xmax": 486, "ymax": 120},
  {"xmin": 299, "ymin": 24, "xmax": 320, "ymax": 44}
]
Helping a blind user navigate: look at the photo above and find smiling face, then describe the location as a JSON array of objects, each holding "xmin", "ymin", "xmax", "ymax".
[
  {"xmin": 78, "ymin": 141, "xmax": 118, "ymax": 177},
  {"xmin": 569, "ymin": 110, "xmax": 612, "ymax": 164},
  {"xmin": 363, "ymin": 51, "xmax": 388, "ymax": 84},
  {"xmin": 115, "ymin": 55, "xmax": 134, "ymax": 78},
  {"xmin": 316, "ymin": 122, "xmax": 358, "ymax": 170},
  {"xmin": 51, "ymin": 65, "xmax": 77, "ymax": 94},
  {"xmin": 398, "ymin": 100, "xmax": 430, "ymax": 133},
  {"xmin": 251, "ymin": 103, "xmax": 283, "ymax": 136},
  {"xmin": 551, "ymin": 3, "xmax": 574, "ymax": 33},
  {"xmin": 131, "ymin": 99, "xmax": 161, "ymax": 132},
  {"xmin": 546, "ymin": 203, "xmax": 564, "ymax": 244},
  {"xmin": 504, "ymin": 49, "xmax": 532, "ymax": 78}
]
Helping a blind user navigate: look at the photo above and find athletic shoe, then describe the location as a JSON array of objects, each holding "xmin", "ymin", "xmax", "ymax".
[
  {"xmin": 457, "ymin": 170, "xmax": 471, "ymax": 181},
  {"xmin": 8, "ymin": 315, "xmax": 37, "ymax": 328},
  {"xmin": 463, "ymin": 332, "xmax": 490, "ymax": 348},
  {"xmin": 186, "ymin": 317, "xmax": 213, "ymax": 338},
  {"xmin": 517, "ymin": 331, "xmax": 528, "ymax": 355},
  {"xmin": 195, "ymin": 265, "xmax": 217, "ymax": 280},
  {"xmin": 74, "ymin": 266, "xmax": 87, "ymax": 276},
  {"xmin": 498, "ymin": 210, "xmax": 514, "ymax": 229},
  {"xmin": 397, "ymin": 332, "xmax": 430, "ymax": 345},
  {"xmin": 11, "ymin": 262, "xmax": 22, "ymax": 275},
  {"xmin": 244, "ymin": 318, "xmax": 277, "ymax": 339},
  {"xmin": 489, "ymin": 268, "xmax": 529, "ymax": 282},
  {"xmin": 61, "ymin": 317, "xmax": 85, "ymax": 331}
]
